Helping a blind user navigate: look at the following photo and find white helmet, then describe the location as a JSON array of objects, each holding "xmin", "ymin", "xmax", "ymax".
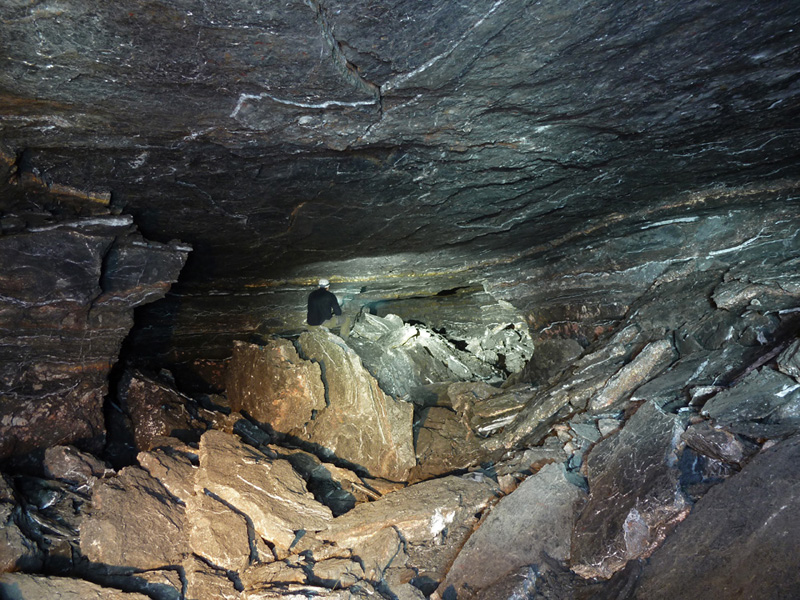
[{"xmin": 318, "ymin": 278, "xmax": 330, "ymax": 287}]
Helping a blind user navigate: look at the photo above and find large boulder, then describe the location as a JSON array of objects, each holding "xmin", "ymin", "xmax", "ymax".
[
  {"xmin": 435, "ymin": 463, "xmax": 587, "ymax": 599},
  {"xmin": 226, "ymin": 338, "xmax": 326, "ymax": 433},
  {"xmin": 295, "ymin": 329, "xmax": 416, "ymax": 481},
  {"xmin": 79, "ymin": 466, "xmax": 188, "ymax": 570},
  {"xmin": 634, "ymin": 434, "xmax": 800, "ymax": 599},
  {"xmin": 570, "ymin": 401, "xmax": 690, "ymax": 579},
  {"xmin": 226, "ymin": 331, "xmax": 415, "ymax": 482},
  {"xmin": 195, "ymin": 429, "xmax": 333, "ymax": 557}
]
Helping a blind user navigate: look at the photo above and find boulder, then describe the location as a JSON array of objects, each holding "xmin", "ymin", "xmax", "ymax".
[
  {"xmin": 79, "ymin": 466, "xmax": 187, "ymax": 570},
  {"xmin": 413, "ymin": 382, "xmax": 532, "ymax": 479},
  {"xmin": 195, "ymin": 430, "xmax": 332, "ymax": 556},
  {"xmin": 634, "ymin": 434, "xmax": 800, "ymax": 599},
  {"xmin": 296, "ymin": 329, "xmax": 416, "ymax": 481},
  {"xmin": 701, "ymin": 367, "xmax": 800, "ymax": 440},
  {"xmin": 226, "ymin": 339, "xmax": 326, "ymax": 433},
  {"xmin": 435, "ymin": 463, "xmax": 587, "ymax": 600},
  {"xmin": 43, "ymin": 445, "xmax": 111, "ymax": 489},
  {"xmin": 187, "ymin": 492, "xmax": 251, "ymax": 572},
  {"xmin": 570, "ymin": 401, "xmax": 690, "ymax": 579},
  {"xmin": 323, "ymin": 474, "xmax": 499, "ymax": 587},
  {"xmin": 117, "ymin": 371, "xmax": 207, "ymax": 452}
]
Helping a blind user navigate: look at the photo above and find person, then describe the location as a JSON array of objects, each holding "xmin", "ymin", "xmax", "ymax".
[{"xmin": 307, "ymin": 278, "xmax": 342, "ymax": 327}]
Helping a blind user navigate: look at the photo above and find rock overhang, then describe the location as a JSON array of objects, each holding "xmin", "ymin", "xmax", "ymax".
[{"xmin": 0, "ymin": 0, "xmax": 798, "ymax": 360}]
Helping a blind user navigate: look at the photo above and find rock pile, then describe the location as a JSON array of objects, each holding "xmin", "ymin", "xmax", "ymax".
[{"xmin": 2, "ymin": 265, "xmax": 800, "ymax": 599}]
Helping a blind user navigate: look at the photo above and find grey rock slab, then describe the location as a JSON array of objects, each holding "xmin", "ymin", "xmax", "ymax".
[
  {"xmin": 777, "ymin": 338, "xmax": 800, "ymax": 381},
  {"xmin": 589, "ymin": 339, "xmax": 677, "ymax": 412},
  {"xmin": 0, "ymin": 573, "xmax": 153, "ymax": 599},
  {"xmin": 435, "ymin": 463, "xmax": 587, "ymax": 600},
  {"xmin": 680, "ymin": 421, "xmax": 759, "ymax": 466},
  {"xmin": 634, "ymin": 434, "xmax": 800, "ymax": 600},
  {"xmin": 296, "ymin": 329, "xmax": 416, "ymax": 481},
  {"xmin": 79, "ymin": 466, "xmax": 187, "ymax": 570},
  {"xmin": 571, "ymin": 401, "xmax": 690, "ymax": 580},
  {"xmin": 196, "ymin": 429, "xmax": 332, "ymax": 555},
  {"xmin": 701, "ymin": 367, "xmax": 800, "ymax": 431}
]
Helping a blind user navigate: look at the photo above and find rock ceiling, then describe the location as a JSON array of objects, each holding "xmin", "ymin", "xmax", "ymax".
[{"xmin": 1, "ymin": 0, "xmax": 799, "ymax": 353}]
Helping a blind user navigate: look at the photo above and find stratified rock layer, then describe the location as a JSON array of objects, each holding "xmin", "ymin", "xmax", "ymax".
[
  {"xmin": 0, "ymin": 214, "xmax": 189, "ymax": 460},
  {"xmin": 634, "ymin": 434, "xmax": 800, "ymax": 600}
]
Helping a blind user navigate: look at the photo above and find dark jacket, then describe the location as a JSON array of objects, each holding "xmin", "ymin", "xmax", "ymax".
[{"xmin": 307, "ymin": 287, "xmax": 342, "ymax": 325}]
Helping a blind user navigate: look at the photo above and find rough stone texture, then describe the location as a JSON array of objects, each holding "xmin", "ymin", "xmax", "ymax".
[
  {"xmin": 0, "ymin": 208, "xmax": 189, "ymax": 460},
  {"xmin": 0, "ymin": 503, "xmax": 41, "ymax": 573},
  {"xmin": 681, "ymin": 421, "xmax": 759, "ymax": 467},
  {"xmin": 137, "ymin": 442, "xmax": 198, "ymax": 505},
  {"xmin": 79, "ymin": 466, "xmax": 187, "ymax": 570},
  {"xmin": 0, "ymin": 573, "xmax": 153, "ymax": 599},
  {"xmin": 634, "ymin": 434, "xmax": 800, "ymax": 600},
  {"xmin": 435, "ymin": 463, "xmax": 587, "ymax": 600},
  {"xmin": 413, "ymin": 382, "xmax": 533, "ymax": 479},
  {"xmin": 777, "ymin": 338, "xmax": 800, "ymax": 381},
  {"xmin": 117, "ymin": 370, "xmax": 206, "ymax": 452},
  {"xmin": 42, "ymin": 445, "xmax": 111, "ymax": 488},
  {"xmin": 347, "ymin": 311, "xmax": 506, "ymax": 399},
  {"xmin": 323, "ymin": 475, "xmax": 499, "ymax": 587},
  {"xmin": 570, "ymin": 401, "xmax": 690, "ymax": 580},
  {"xmin": 226, "ymin": 339, "xmax": 326, "ymax": 433},
  {"xmin": 183, "ymin": 554, "xmax": 241, "ymax": 600},
  {"xmin": 701, "ymin": 367, "xmax": 800, "ymax": 440},
  {"xmin": 196, "ymin": 429, "xmax": 333, "ymax": 556},
  {"xmin": 589, "ymin": 339, "xmax": 677, "ymax": 412},
  {"xmin": 187, "ymin": 492, "xmax": 251, "ymax": 573},
  {"xmin": 295, "ymin": 329, "xmax": 416, "ymax": 481}
]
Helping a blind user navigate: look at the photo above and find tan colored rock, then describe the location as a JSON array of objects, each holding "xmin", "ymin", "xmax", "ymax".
[
  {"xmin": 0, "ymin": 573, "xmax": 153, "ymax": 599},
  {"xmin": 80, "ymin": 466, "xmax": 187, "ymax": 570},
  {"xmin": 196, "ymin": 430, "xmax": 332, "ymax": 555},
  {"xmin": 187, "ymin": 492, "xmax": 251, "ymax": 572},
  {"xmin": 296, "ymin": 329, "xmax": 416, "ymax": 481},
  {"xmin": 137, "ymin": 443, "xmax": 197, "ymax": 504},
  {"xmin": 226, "ymin": 339, "xmax": 326, "ymax": 433},
  {"xmin": 323, "ymin": 475, "xmax": 499, "ymax": 587},
  {"xmin": 184, "ymin": 554, "xmax": 241, "ymax": 600}
]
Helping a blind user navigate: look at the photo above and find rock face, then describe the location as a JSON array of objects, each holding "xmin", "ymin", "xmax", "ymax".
[
  {"xmin": 435, "ymin": 463, "xmax": 586, "ymax": 600},
  {"xmin": 0, "ymin": 193, "xmax": 189, "ymax": 460},
  {"xmin": 570, "ymin": 401, "xmax": 690, "ymax": 580},
  {"xmin": 634, "ymin": 434, "xmax": 800, "ymax": 600},
  {"xmin": 79, "ymin": 465, "xmax": 188, "ymax": 570},
  {"xmin": 227, "ymin": 338, "xmax": 326, "ymax": 433}
]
